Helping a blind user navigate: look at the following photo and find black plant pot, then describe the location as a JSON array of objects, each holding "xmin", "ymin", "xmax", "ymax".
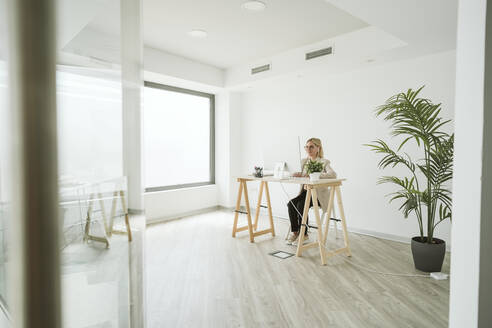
[{"xmin": 410, "ymin": 237, "xmax": 446, "ymax": 272}]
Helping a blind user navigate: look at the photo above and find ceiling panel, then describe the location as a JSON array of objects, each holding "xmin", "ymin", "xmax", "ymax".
[{"xmin": 90, "ymin": 0, "xmax": 368, "ymax": 68}]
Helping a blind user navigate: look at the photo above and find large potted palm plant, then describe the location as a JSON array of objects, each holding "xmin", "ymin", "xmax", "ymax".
[{"xmin": 366, "ymin": 87, "xmax": 454, "ymax": 272}]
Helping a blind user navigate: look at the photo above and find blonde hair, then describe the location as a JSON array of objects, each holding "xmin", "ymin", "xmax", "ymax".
[{"xmin": 306, "ymin": 137, "xmax": 324, "ymax": 158}]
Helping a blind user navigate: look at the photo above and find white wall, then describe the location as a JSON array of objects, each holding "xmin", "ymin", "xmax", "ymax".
[
  {"xmin": 146, "ymin": 89, "xmax": 243, "ymax": 222},
  {"xmin": 145, "ymin": 185, "xmax": 218, "ymax": 222},
  {"xmin": 144, "ymin": 87, "xmax": 245, "ymax": 220},
  {"xmin": 237, "ymin": 50, "xmax": 456, "ymax": 245},
  {"xmin": 140, "ymin": 72, "xmax": 225, "ymax": 221},
  {"xmin": 144, "ymin": 47, "xmax": 224, "ymax": 88}
]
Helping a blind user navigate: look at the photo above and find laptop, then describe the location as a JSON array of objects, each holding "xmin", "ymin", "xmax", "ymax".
[{"xmin": 262, "ymin": 136, "xmax": 304, "ymax": 177}]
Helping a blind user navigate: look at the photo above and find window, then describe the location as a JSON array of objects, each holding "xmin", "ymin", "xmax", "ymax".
[{"xmin": 143, "ymin": 82, "xmax": 215, "ymax": 192}]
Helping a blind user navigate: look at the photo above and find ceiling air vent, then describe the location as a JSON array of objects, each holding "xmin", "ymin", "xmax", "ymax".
[
  {"xmin": 305, "ymin": 46, "xmax": 333, "ymax": 60},
  {"xmin": 251, "ymin": 63, "xmax": 271, "ymax": 75}
]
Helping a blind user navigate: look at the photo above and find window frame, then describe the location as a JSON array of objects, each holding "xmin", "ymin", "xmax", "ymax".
[{"xmin": 143, "ymin": 81, "xmax": 215, "ymax": 192}]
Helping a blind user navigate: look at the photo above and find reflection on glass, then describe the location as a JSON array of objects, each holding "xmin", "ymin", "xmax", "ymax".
[
  {"xmin": 57, "ymin": 69, "xmax": 123, "ymax": 184},
  {"xmin": 56, "ymin": 0, "xmax": 135, "ymax": 325},
  {"xmin": 0, "ymin": 53, "xmax": 10, "ymax": 310},
  {"xmin": 0, "ymin": 0, "xmax": 10, "ymax": 310},
  {"xmin": 59, "ymin": 177, "xmax": 130, "ymax": 327},
  {"xmin": 144, "ymin": 86, "xmax": 212, "ymax": 189},
  {"xmin": 0, "ymin": 0, "xmax": 135, "ymax": 324},
  {"xmin": 56, "ymin": 68, "xmax": 130, "ymax": 328}
]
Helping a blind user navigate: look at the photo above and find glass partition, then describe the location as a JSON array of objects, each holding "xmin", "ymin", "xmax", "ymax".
[
  {"xmin": 0, "ymin": 0, "xmax": 10, "ymax": 313},
  {"xmin": 57, "ymin": 68, "xmax": 123, "ymax": 184},
  {"xmin": 57, "ymin": 0, "xmax": 132, "ymax": 326},
  {"xmin": 59, "ymin": 177, "xmax": 130, "ymax": 327},
  {"xmin": 0, "ymin": 0, "xmax": 140, "ymax": 325}
]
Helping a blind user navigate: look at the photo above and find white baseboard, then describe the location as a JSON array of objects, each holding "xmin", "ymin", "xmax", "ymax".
[
  {"xmin": 223, "ymin": 206, "xmax": 451, "ymax": 252},
  {"xmin": 346, "ymin": 227, "xmax": 451, "ymax": 252},
  {"xmin": 146, "ymin": 206, "xmax": 221, "ymax": 226},
  {"xmin": 159, "ymin": 206, "xmax": 452, "ymax": 252},
  {"xmin": 129, "ymin": 208, "xmax": 145, "ymax": 215},
  {"xmin": 347, "ymin": 226, "xmax": 412, "ymax": 244}
]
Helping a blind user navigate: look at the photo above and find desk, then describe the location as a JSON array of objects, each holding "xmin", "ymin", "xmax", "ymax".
[{"xmin": 232, "ymin": 176, "xmax": 351, "ymax": 265}]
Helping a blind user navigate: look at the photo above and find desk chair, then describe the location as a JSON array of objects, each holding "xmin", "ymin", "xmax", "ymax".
[{"xmin": 284, "ymin": 205, "xmax": 340, "ymax": 240}]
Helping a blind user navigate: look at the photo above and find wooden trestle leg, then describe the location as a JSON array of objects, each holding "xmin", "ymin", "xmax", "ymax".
[
  {"xmin": 296, "ymin": 183, "xmax": 351, "ymax": 265},
  {"xmin": 232, "ymin": 179, "xmax": 275, "ymax": 242}
]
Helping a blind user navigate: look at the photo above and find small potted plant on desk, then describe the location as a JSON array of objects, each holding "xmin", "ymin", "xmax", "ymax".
[
  {"xmin": 366, "ymin": 86, "xmax": 454, "ymax": 272},
  {"xmin": 254, "ymin": 166, "xmax": 263, "ymax": 178},
  {"xmin": 305, "ymin": 160, "xmax": 324, "ymax": 182}
]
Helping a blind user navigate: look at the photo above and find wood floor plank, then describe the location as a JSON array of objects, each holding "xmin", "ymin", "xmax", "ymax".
[{"xmin": 147, "ymin": 210, "xmax": 450, "ymax": 328}]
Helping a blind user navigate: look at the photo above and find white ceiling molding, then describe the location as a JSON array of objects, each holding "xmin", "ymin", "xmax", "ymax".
[
  {"xmin": 225, "ymin": 26, "xmax": 406, "ymax": 88},
  {"xmin": 88, "ymin": 0, "xmax": 368, "ymax": 69},
  {"xmin": 143, "ymin": 70, "xmax": 224, "ymax": 95},
  {"xmin": 61, "ymin": 27, "xmax": 224, "ymax": 87},
  {"xmin": 54, "ymin": 0, "xmax": 458, "ymax": 90},
  {"xmin": 225, "ymin": 0, "xmax": 458, "ymax": 88},
  {"xmin": 144, "ymin": 47, "xmax": 224, "ymax": 87},
  {"xmin": 62, "ymin": 25, "xmax": 121, "ymax": 64},
  {"xmin": 60, "ymin": 0, "xmax": 225, "ymax": 87}
]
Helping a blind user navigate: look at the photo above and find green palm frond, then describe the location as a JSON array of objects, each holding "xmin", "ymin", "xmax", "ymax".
[
  {"xmin": 365, "ymin": 86, "xmax": 453, "ymax": 243},
  {"xmin": 365, "ymin": 140, "xmax": 416, "ymax": 172},
  {"xmin": 438, "ymin": 203, "xmax": 452, "ymax": 223},
  {"xmin": 377, "ymin": 176, "xmax": 421, "ymax": 219},
  {"xmin": 432, "ymin": 188, "xmax": 452, "ymax": 208},
  {"xmin": 375, "ymin": 87, "xmax": 451, "ymax": 149}
]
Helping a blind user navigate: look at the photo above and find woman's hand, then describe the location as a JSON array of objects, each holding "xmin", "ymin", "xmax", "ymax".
[{"xmin": 292, "ymin": 172, "xmax": 306, "ymax": 177}]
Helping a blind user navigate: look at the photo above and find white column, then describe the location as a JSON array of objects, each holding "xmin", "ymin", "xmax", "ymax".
[
  {"xmin": 215, "ymin": 92, "xmax": 242, "ymax": 208},
  {"xmin": 229, "ymin": 92, "xmax": 243, "ymax": 206},
  {"xmin": 121, "ymin": 1, "xmax": 146, "ymax": 327},
  {"xmin": 449, "ymin": 0, "xmax": 492, "ymax": 326},
  {"xmin": 121, "ymin": 0, "xmax": 144, "ymax": 212},
  {"xmin": 215, "ymin": 92, "xmax": 231, "ymax": 206},
  {"xmin": 478, "ymin": 1, "xmax": 492, "ymax": 323}
]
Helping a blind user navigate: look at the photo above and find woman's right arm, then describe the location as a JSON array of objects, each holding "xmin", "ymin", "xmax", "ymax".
[{"xmin": 320, "ymin": 160, "xmax": 337, "ymax": 178}]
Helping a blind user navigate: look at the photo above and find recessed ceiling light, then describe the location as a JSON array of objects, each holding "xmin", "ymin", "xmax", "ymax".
[
  {"xmin": 188, "ymin": 29, "xmax": 207, "ymax": 38},
  {"xmin": 242, "ymin": 1, "xmax": 266, "ymax": 11}
]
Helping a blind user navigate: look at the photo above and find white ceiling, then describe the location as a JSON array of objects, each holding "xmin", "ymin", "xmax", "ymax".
[
  {"xmin": 1, "ymin": 0, "xmax": 459, "ymax": 78},
  {"xmin": 89, "ymin": 0, "xmax": 368, "ymax": 69},
  {"xmin": 325, "ymin": 0, "xmax": 457, "ymax": 54},
  {"xmin": 57, "ymin": 0, "xmax": 458, "ymax": 87}
]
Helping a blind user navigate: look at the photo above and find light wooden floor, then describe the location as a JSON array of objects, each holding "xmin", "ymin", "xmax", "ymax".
[{"xmin": 146, "ymin": 210, "xmax": 450, "ymax": 328}]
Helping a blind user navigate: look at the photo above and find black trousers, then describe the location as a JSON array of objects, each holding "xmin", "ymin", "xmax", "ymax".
[{"xmin": 287, "ymin": 189, "xmax": 319, "ymax": 233}]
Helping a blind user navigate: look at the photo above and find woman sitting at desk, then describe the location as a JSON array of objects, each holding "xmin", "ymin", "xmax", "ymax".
[{"xmin": 286, "ymin": 137, "xmax": 337, "ymax": 245}]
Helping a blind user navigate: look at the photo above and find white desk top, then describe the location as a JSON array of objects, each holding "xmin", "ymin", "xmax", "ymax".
[{"xmin": 237, "ymin": 175, "xmax": 346, "ymax": 186}]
